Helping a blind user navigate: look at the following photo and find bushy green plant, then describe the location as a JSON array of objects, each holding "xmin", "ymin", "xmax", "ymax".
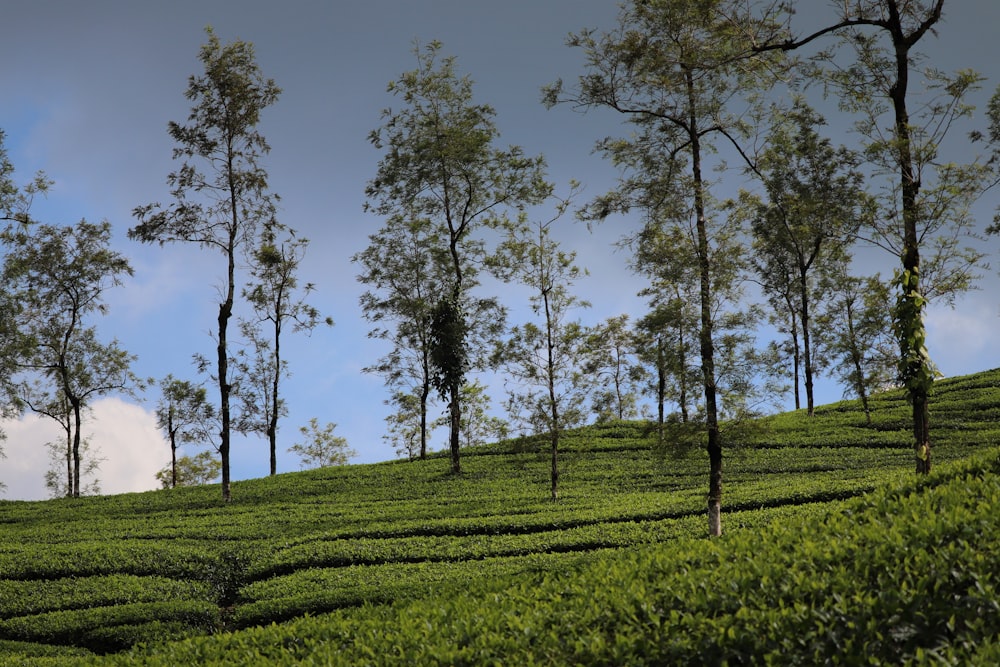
[{"xmin": 1, "ymin": 369, "xmax": 998, "ymax": 663}]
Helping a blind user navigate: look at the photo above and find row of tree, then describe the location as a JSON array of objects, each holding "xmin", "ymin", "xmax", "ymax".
[
  {"xmin": 0, "ymin": 29, "xmax": 338, "ymax": 499},
  {"xmin": 4, "ymin": 4, "xmax": 999, "ymax": 537},
  {"xmin": 357, "ymin": 1, "xmax": 1000, "ymax": 536}
]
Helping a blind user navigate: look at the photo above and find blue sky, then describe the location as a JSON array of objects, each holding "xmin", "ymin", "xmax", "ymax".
[{"xmin": 1, "ymin": 1, "xmax": 998, "ymax": 500}]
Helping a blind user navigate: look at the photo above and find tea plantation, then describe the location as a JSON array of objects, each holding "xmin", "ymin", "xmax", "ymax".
[{"xmin": 2, "ymin": 369, "xmax": 999, "ymax": 665}]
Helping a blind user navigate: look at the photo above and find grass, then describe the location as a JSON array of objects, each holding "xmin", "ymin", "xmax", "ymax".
[{"xmin": 1, "ymin": 368, "xmax": 999, "ymax": 664}]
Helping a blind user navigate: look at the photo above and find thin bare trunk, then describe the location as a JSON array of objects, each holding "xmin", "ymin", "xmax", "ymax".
[
  {"xmin": 448, "ymin": 385, "xmax": 461, "ymax": 474},
  {"xmin": 545, "ymin": 290, "xmax": 559, "ymax": 501},
  {"xmin": 169, "ymin": 410, "xmax": 179, "ymax": 488},
  {"xmin": 686, "ymin": 69, "xmax": 722, "ymax": 538},
  {"xmin": 799, "ymin": 269, "xmax": 815, "ymax": 415},
  {"xmin": 843, "ymin": 295, "xmax": 873, "ymax": 425},
  {"xmin": 420, "ymin": 343, "xmax": 430, "ymax": 460},
  {"xmin": 657, "ymin": 338, "xmax": 666, "ymax": 446},
  {"xmin": 268, "ymin": 318, "xmax": 281, "ymax": 476},
  {"xmin": 71, "ymin": 399, "xmax": 82, "ymax": 498},
  {"xmin": 218, "ymin": 229, "xmax": 235, "ymax": 501}
]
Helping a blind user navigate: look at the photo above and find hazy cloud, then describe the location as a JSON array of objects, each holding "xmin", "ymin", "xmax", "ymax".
[{"xmin": 0, "ymin": 398, "xmax": 168, "ymax": 501}]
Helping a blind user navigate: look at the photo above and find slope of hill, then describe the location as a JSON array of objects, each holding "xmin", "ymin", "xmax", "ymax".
[{"xmin": 2, "ymin": 369, "xmax": 999, "ymax": 665}]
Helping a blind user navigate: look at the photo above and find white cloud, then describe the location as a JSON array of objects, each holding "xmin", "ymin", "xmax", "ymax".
[
  {"xmin": 0, "ymin": 397, "xmax": 169, "ymax": 501},
  {"xmin": 926, "ymin": 298, "xmax": 999, "ymax": 378}
]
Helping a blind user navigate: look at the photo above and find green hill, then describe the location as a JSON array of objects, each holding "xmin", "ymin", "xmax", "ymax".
[{"xmin": 2, "ymin": 369, "xmax": 1000, "ymax": 665}]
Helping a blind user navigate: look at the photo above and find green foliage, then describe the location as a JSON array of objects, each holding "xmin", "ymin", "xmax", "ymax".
[
  {"xmin": 287, "ymin": 418, "xmax": 355, "ymax": 469},
  {"xmin": 0, "ymin": 601, "xmax": 219, "ymax": 654},
  {"xmin": 0, "ymin": 128, "xmax": 51, "ymax": 228},
  {"xmin": 85, "ymin": 450, "xmax": 1000, "ymax": 665},
  {"xmin": 428, "ymin": 295, "xmax": 468, "ymax": 403},
  {"xmin": 155, "ymin": 451, "xmax": 221, "ymax": 489},
  {"xmin": 1, "ymin": 219, "xmax": 137, "ymax": 497},
  {"xmin": 1, "ymin": 369, "xmax": 999, "ymax": 663},
  {"xmin": 129, "ymin": 26, "xmax": 281, "ymax": 501},
  {"xmin": 366, "ymin": 40, "xmax": 550, "ymax": 471},
  {"xmin": 430, "ymin": 381, "xmax": 508, "ymax": 449},
  {"xmin": 892, "ymin": 267, "xmax": 938, "ymax": 408}
]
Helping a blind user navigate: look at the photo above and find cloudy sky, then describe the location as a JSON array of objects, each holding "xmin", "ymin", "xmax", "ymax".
[{"xmin": 1, "ymin": 1, "xmax": 998, "ymax": 500}]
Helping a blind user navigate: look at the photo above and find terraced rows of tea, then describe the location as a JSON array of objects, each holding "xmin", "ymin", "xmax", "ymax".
[{"xmin": 2, "ymin": 369, "xmax": 1000, "ymax": 664}]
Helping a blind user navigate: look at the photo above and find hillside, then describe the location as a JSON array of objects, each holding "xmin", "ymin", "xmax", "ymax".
[{"xmin": 2, "ymin": 369, "xmax": 999, "ymax": 665}]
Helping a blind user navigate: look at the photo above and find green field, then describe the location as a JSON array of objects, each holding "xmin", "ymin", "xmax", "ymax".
[{"xmin": 2, "ymin": 370, "xmax": 1000, "ymax": 665}]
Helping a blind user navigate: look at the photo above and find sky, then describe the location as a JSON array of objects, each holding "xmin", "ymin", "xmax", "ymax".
[{"xmin": 1, "ymin": 1, "xmax": 998, "ymax": 500}]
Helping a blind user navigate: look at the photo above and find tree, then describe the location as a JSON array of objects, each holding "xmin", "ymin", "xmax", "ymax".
[
  {"xmin": 816, "ymin": 268, "xmax": 897, "ymax": 424},
  {"xmin": 548, "ymin": 0, "xmax": 786, "ymax": 535},
  {"xmin": 155, "ymin": 451, "xmax": 221, "ymax": 489},
  {"xmin": 44, "ymin": 413, "xmax": 102, "ymax": 498},
  {"xmin": 631, "ymin": 224, "xmax": 703, "ymax": 434},
  {"xmin": 0, "ymin": 130, "xmax": 51, "ymax": 468},
  {"xmin": 753, "ymin": 1, "xmax": 991, "ymax": 473},
  {"xmin": 355, "ymin": 216, "xmax": 449, "ymax": 460},
  {"xmin": 735, "ymin": 99, "xmax": 868, "ymax": 415},
  {"xmin": 0, "ymin": 128, "xmax": 50, "ymax": 227},
  {"xmin": 238, "ymin": 230, "xmax": 332, "ymax": 475},
  {"xmin": 491, "ymin": 213, "xmax": 590, "ymax": 500},
  {"xmin": 130, "ymin": 27, "xmax": 281, "ymax": 500},
  {"xmin": 382, "ymin": 389, "xmax": 426, "ymax": 461},
  {"xmin": 288, "ymin": 418, "xmax": 356, "ymax": 470},
  {"xmin": 583, "ymin": 314, "xmax": 645, "ymax": 423},
  {"xmin": 431, "ymin": 380, "xmax": 509, "ymax": 449},
  {"xmin": 366, "ymin": 41, "xmax": 550, "ymax": 474},
  {"xmin": 155, "ymin": 375, "xmax": 216, "ymax": 489},
  {"xmin": 2, "ymin": 220, "xmax": 136, "ymax": 497}
]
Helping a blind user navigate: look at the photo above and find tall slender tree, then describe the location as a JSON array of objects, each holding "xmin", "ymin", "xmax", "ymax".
[
  {"xmin": 583, "ymin": 315, "xmax": 644, "ymax": 423},
  {"xmin": 238, "ymin": 230, "xmax": 331, "ymax": 475},
  {"xmin": 130, "ymin": 27, "xmax": 281, "ymax": 500},
  {"xmin": 155, "ymin": 375, "xmax": 216, "ymax": 489},
  {"xmin": 2, "ymin": 220, "xmax": 136, "ymax": 497},
  {"xmin": 366, "ymin": 41, "xmax": 550, "ymax": 474},
  {"xmin": 735, "ymin": 100, "xmax": 868, "ymax": 415},
  {"xmin": 0, "ymin": 130, "xmax": 50, "ymax": 465},
  {"xmin": 632, "ymin": 224, "xmax": 703, "ymax": 432},
  {"xmin": 816, "ymin": 268, "xmax": 897, "ymax": 424},
  {"xmin": 491, "ymin": 214, "xmax": 590, "ymax": 500},
  {"xmin": 752, "ymin": 0, "xmax": 990, "ymax": 473},
  {"xmin": 547, "ymin": 0, "xmax": 785, "ymax": 535},
  {"xmin": 355, "ymin": 215, "xmax": 449, "ymax": 460}
]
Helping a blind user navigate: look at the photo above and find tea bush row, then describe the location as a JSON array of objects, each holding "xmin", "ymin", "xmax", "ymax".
[
  {"xmin": 0, "ymin": 600, "xmax": 219, "ymax": 654},
  {"xmin": 94, "ymin": 451, "xmax": 1000, "ymax": 666},
  {"xmin": 0, "ymin": 574, "xmax": 212, "ymax": 619},
  {"xmin": 0, "ymin": 543, "xmax": 219, "ymax": 582},
  {"xmin": 232, "ymin": 501, "xmax": 844, "ymax": 629}
]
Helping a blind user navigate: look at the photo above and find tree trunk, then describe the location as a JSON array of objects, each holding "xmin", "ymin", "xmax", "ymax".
[
  {"xmin": 687, "ymin": 70, "xmax": 722, "ymax": 538},
  {"xmin": 657, "ymin": 338, "xmax": 666, "ymax": 447},
  {"xmin": 218, "ymin": 299, "xmax": 232, "ymax": 500},
  {"xmin": 799, "ymin": 269, "xmax": 815, "ymax": 416},
  {"xmin": 218, "ymin": 233, "xmax": 235, "ymax": 500},
  {"xmin": 785, "ymin": 300, "xmax": 801, "ymax": 411},
  {"xmin": 545, "ymin": 291, "xmax": 559, "ymax": 501},
  {"xmin": 890, "ymin": 18, "xmax": 932, "ymax": 475},
  {"xmin": 844, "ymin": 296, "xmax": 873, "ymax": 426},
  {"xmin": 170, "ymin": 425, "xmax": 179, "ymax": 488},
  {"xmin": 64, "ymin": 426, "xmax": 72, "ymax": 498},
  {"xmin": 677, "ymin": 315, "xmax": 690, "ymax": 424},
  {"xmin": 420, "ymin": 347, "xmax": 431, "ymax": 460},
  {"xmin": 448, "ymin": 383, "xmax": 461, "ymax": 474},
  {"xmin": 268, "ymin": 319, "xmax": 281, "ymax": 476},
  {"xmin": 72, "ymin": 399, "xmax": 83, "ymax": 498}
]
